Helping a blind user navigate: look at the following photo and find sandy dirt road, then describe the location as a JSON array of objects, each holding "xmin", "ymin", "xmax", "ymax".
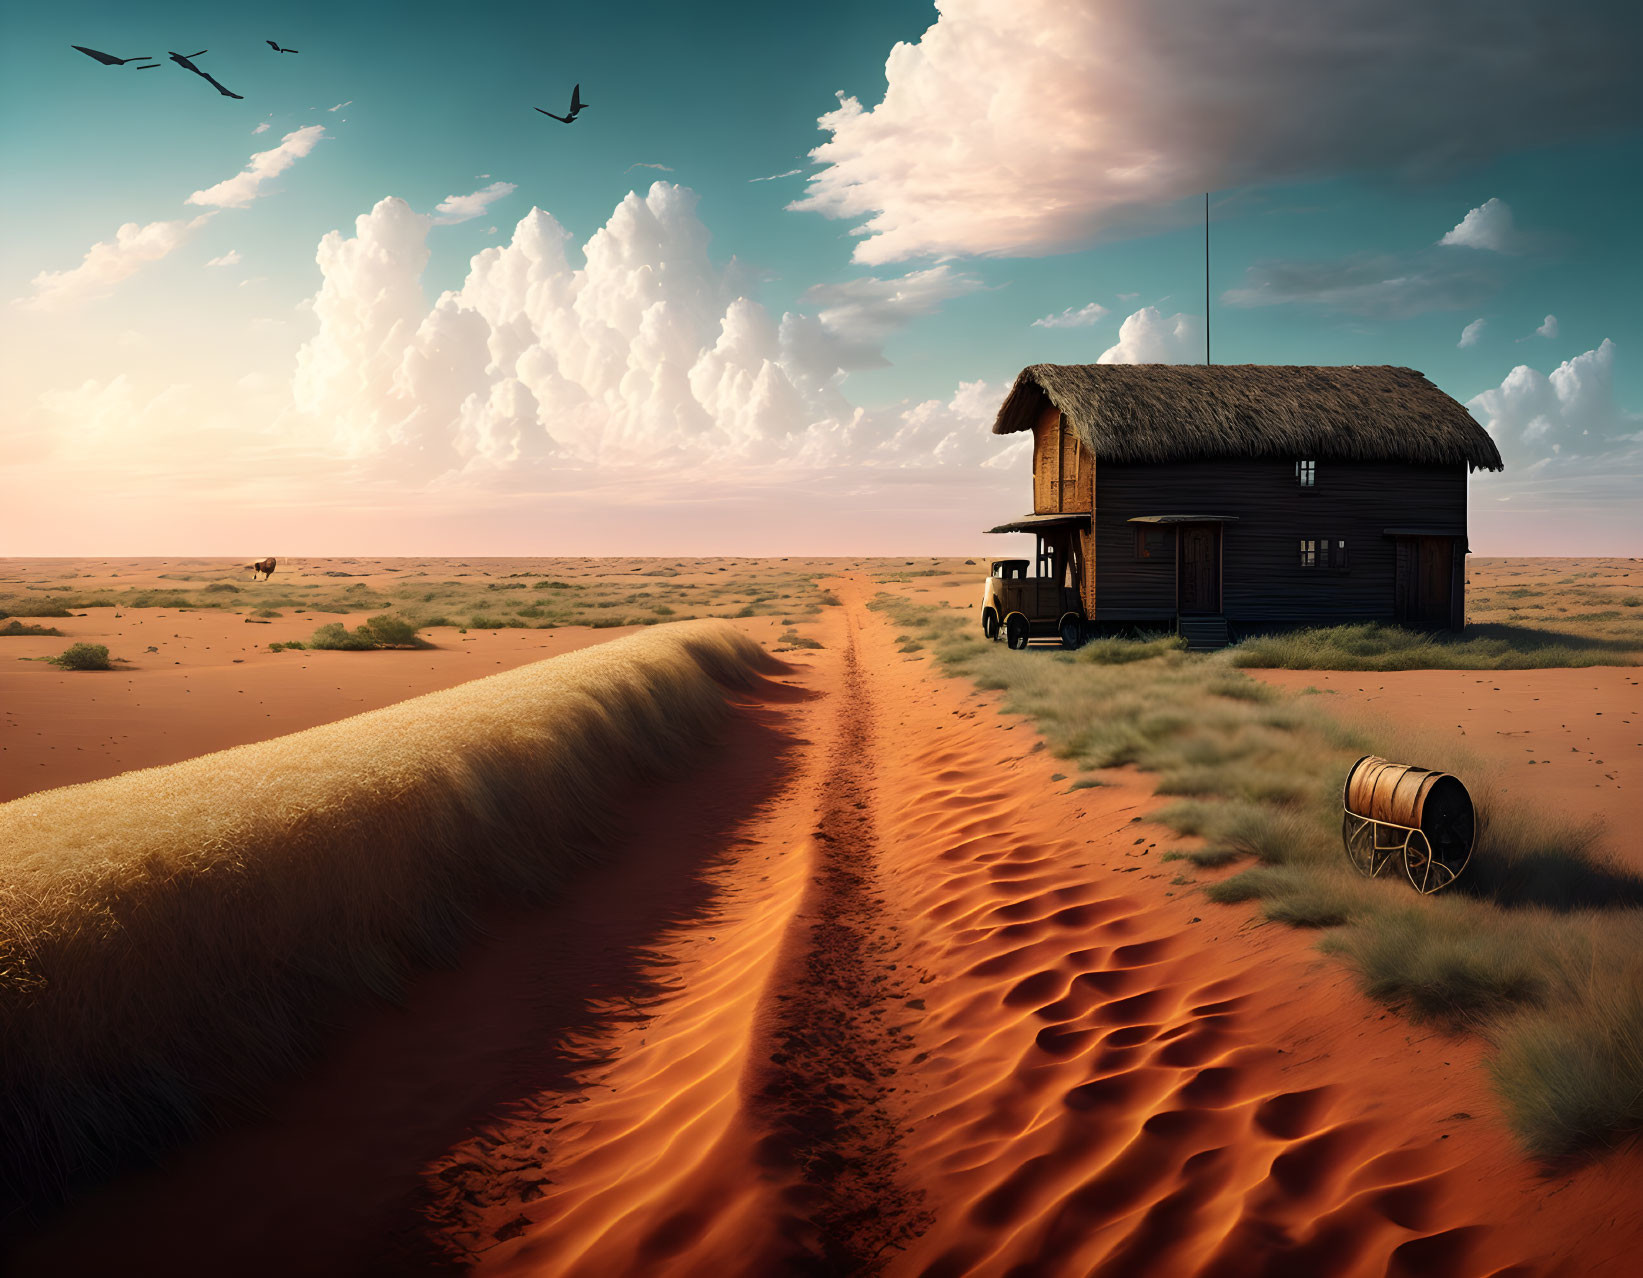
[{"xmin": 10, "ymin": 579, "xmax": 1639, "ymax": 1276}]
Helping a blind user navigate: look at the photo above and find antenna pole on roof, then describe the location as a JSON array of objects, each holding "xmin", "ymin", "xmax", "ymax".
[{"xmin": 1204, "ymin": 192, "xmax": 1211, "ymax": 366}]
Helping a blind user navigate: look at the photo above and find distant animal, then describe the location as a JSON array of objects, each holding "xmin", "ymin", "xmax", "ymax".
[
  {"xmin": 248, "ymin": 557, "xmax": 278, "ymax": 581},
  {"xmin": 71, "ymin": 45, "xmax": 155, "ymax": 66},
  {"xmin": 168, "ymin": 50, "xmax": 243, "ymax": 99},
  {"xmin": 535, "ymin": 83, "xmax": 587, "ymax": 124},
  {"xmin": 266, "ymin": 40, "xmax": 299, "ymax": 53}
]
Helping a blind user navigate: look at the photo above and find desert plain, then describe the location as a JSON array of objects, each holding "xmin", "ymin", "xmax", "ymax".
[{"xmin": 1, "ymin": 554, "xmax": 1640, "ymax": 1275}]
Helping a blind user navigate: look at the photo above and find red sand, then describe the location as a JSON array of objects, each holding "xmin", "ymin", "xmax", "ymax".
[
  {"xmin": 11, "ymin": 575, "xmax": 1639, "ymax": 1276},
  {"xmin": 1249, "ymin": 668, "xmax": 1641, "ymax": 870},
  {"xmin": 0, "ymin": 552, "xmax": 823, "ymax": 801}
]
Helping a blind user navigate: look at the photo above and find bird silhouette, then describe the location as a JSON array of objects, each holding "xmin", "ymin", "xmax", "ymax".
[
  {"xmin": 535, "ymin": 83, "xmax": 587, "ymax": 123},
  {"xmin": 168, "ymin": 50, "xmax": 244, "ymax": 99},
  {"xmin": 71, "ymin": 45, "xmax": 155, "ymax": 66},
  {"xmin": 266, "ymin": 40, "xmax": 299, "ymax": 53}
]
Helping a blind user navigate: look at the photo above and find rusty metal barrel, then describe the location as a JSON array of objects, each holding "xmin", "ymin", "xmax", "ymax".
[{"xmin": 1342, "ymin": 756, "xmax": 1475, "ymax": 891}]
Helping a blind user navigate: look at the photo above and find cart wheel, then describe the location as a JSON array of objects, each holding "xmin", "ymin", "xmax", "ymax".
[
  {"xmin": 1404, "ymin": 830, "xmax": 1463, "ymax": 894},
  {"xmin": 1006, "ymin": 616, "xmax": 1029, "ymax": 650},
  {"xmin": 982, "ymin": 609, "xmax": 1000, "ymax": 641},
  {"xmin": 1060, "ymin": 616, "xmax": 1084, "ymax": 650},
  {"xmin": 1342, "ymin": 812, "xmax": 1377, "ymax": 877}
]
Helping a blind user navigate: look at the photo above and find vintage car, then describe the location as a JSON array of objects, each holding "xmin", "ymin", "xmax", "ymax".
[{"xmin": 980, "ymin": 552, "xmax": 1086, "ymax": 649}]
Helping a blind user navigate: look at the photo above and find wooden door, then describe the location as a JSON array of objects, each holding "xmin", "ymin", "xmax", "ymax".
[
  {"xmin": 1177, "ymin": 523, "xmax": 1221, "ymax": 614},
  {"xmin": 1394, "ymin": 536, "xmax": 1456, "ymax": 629},
  {"xmin": 1416, "ymin": 537, "xmax": 1452, "ymax": 628}
]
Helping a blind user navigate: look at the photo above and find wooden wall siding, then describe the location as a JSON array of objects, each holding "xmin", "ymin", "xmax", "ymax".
[
  {"xmin": 1079, "ymin": 525, "xmax": 1099, "ymax": 615},
  {"xmin": 1060, "ymin": 423, "xmax": 1094, "ymax": 512},
  {"xmin": 1091, "ymin": 459, "xmax": 1467, "ymax": 625},
  {"xmin": 1032, "ymin": 407, "xmax": 1097, "ymax": 515},
  {"xmin": 1032, "ymin": 406, "xmax": 1059, "ymax": 513}
]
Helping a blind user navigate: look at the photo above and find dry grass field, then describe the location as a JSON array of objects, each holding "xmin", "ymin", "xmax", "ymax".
[
  {"xmin": 2, "ymin": 555, "xmax": 1639, "ymax": 1276},
  {"xmin": 0, "ymin": 556, "xmax": 863, "ymax": 800}
]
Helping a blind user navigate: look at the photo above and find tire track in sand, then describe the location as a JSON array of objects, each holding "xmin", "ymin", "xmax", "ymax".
[{"xmin": 748, "ymin": 595, "xmax": 931, "ymax": 1275}]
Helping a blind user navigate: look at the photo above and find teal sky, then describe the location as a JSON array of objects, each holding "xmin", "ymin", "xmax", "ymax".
[{"xmin": 2, "ymin": 0, "xmax": 1639, "ymax": 555}]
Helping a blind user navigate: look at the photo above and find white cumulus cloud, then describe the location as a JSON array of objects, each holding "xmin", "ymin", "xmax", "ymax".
[
  {"xmin": 205, "ymin": 249, "xmax": 242, "ymax": 268},
  {"xmin": 252, "ymin": 122, "xmax": 270, "ymax": 134},
  {"xmin": 1097, "ymin": 307, "xmax": 1201, "ymax": 364},
  {"xmin": 186, "ymin": 125, "xmax": 327, "ymax": 209},
  {"xmin": 1537, "ymin": 314, "xmax": 1558, "ymax": 338},
  {"xmin": 1467, "ymin": 339, "xmax": 1640, "ymax": 466},
  {"xmin": 431, "ymin": 180, "xmax": 518, "ymax": 226},
  {"xmin": 1033, "ymin": 302, "xmax": 1108, "ymax": 329},
  {"xmin": 790, "ymin": 0, "xmax": 1639, "ymax": 264},
  {"xmin": 1439, "ymin": 197, "xmax": 1518, "ymax": 252},
  {"xmin": 1459, "ymin": 317, "xmax": 1486, "ymax": 347},
  {"xmin": 289, "ymin": 183, "xmax": 1020, "ymax": 476},
  {"xmin": 20, "ymin": 215, "xmax": 214, "ymax": 310}
]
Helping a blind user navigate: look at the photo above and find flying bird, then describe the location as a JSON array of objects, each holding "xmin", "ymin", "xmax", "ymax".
[
  {"xmin": 535, "ymin": 83, "xmax": 587, "ymax": 124},
  {"xmin": 266, "ymin": 40, "xmax": 299, "ymax": 53},
  {"xmin": 168, "ymin": 50, "xmax": 244, "ymax": 99},
  {"xmin": 71, "ymin": 45, "xmax": 155, "ymax": 66}
]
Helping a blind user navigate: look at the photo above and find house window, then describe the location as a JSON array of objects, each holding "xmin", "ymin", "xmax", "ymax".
[
  {"xmin": 1134, "ymin": 527, "xmax": 1169, "ymax": 559},
  {"xmin": 1296, "ymin": 459, "xmax": 1316, "ymax": 487},
  {"xmin": 1301, "ymin": 537, "xmax": 1350, "ymax": 570}
]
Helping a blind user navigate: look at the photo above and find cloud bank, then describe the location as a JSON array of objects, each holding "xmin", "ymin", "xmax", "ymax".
[
  {"xmin": 290, "ymin": 182, "xmax": 1020, "ymax": 478},
  {"xmin": 791, "ymin": 0, "xmax": 1640, "ymax": 263}
]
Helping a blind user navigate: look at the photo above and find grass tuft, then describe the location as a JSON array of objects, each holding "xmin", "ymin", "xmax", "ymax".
[
  {"xmin": 47, "ymin": 643, "xmax": 112, "ymax": 670},
  {"xmin": 306, "ymin": 616, "xmax": 426, "ymax": 650}
]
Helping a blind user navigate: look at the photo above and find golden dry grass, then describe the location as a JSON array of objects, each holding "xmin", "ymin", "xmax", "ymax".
[{"xmin": 0, "ymin": 620, "xmax": 780, "ymax": 1213}]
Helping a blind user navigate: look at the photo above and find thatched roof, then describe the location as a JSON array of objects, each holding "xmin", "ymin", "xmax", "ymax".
[{"xmin": 992, "ymin": 364, "xmax": 1503, "ymax": 471}]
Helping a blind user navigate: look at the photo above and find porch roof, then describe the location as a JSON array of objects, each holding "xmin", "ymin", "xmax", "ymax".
[
  {"xmin": 984, "ymin": 513, "xmax": 1092, "ymax": 534},
  {"xmin": 1126, "ymin": 514, "xmax": 1241, "ymax": 524}
]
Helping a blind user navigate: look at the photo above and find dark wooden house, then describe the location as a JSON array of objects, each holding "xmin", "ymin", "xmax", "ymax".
[{"xmin": 985, "ymin": 364, "xmax": 1503, "ymax": 645}]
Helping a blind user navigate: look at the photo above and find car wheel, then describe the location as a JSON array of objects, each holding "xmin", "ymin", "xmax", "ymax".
[
  {"xmin": 1006, "ymin": 616, "xmax": 1029, "ymax": 650},
  {"xmin": 1060, "ymin": 616, "xmax": 1084, "ymax": 649},
  {"xmin": 982, "ymin": 609, "xmax": 1000, "ymax": 640}
]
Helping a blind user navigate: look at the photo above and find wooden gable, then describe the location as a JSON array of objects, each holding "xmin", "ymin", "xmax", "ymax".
[{"xmin": 1031, "ymin": 403, "xmax": 1094, "ymax": 515}]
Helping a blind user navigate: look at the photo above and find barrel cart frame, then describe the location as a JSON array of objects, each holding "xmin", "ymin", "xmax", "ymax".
[{"xmin": 1341, "ymin": 755, "xmax": 1474, "ymax": 895}]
